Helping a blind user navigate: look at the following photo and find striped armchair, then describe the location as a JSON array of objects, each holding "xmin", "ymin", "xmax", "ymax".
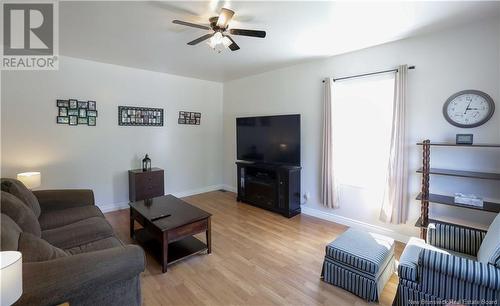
[{"xmin": 393, "ymin": 214, "xmax": 500, "ymax": 306}]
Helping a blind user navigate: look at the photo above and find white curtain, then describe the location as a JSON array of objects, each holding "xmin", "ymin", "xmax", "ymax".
[
  {"xmin": 321, "ymin": 78, "xmax": 339, "ymax": 209},
  {"xmin": 380, "ymin": 65, "xmax": 408, "ymax": 223}
]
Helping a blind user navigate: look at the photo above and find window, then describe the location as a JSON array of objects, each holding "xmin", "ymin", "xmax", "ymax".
[{"xmin": 333, "ymin": 74, "xmax": 395, "ymax": 204}]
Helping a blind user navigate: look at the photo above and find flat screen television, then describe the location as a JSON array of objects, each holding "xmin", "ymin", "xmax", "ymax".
[{"xmin": 236, "ymin": 114, "xmax": 300, "ymax": 166}]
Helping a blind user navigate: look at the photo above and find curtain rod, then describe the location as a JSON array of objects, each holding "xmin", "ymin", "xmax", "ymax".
[{"xmin": 322, "ymin": 65, "xmax": 415, "ymax": 83}]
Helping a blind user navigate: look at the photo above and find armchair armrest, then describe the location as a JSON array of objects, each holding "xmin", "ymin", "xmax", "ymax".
[
  {"xmin": 419, "ymin": 249, "xmax": 500, "ymax": 291},
  {"xmin": 426, "ymin": 222, "xmax": 486, "ymax": 256},
  {"xmin": 17, "ymin": 245, "xmax": 145, "ymax": 306},
  {"xmin": 33, "ymin": 189, "xmax": 95, "ymax": 213}
]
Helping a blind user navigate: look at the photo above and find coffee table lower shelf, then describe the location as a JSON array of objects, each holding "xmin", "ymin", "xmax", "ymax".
[{"xmin": 134, "ymin": 228, "xmax": 208, "ymax": 266}]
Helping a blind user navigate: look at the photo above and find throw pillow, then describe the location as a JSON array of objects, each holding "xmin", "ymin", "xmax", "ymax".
[{"xmin": 1, "ymin": 178, "xmax": 41, "ymax": 218}]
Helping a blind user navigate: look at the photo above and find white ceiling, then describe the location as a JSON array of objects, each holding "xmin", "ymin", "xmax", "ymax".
[{"xmin": 60, "ymin": 1, "xmax": 500, "ymax": 82}]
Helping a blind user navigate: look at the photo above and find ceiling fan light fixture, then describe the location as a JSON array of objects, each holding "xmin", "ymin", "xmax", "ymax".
[
  {"xmin": 213, "ymin": 31, "xmax": 223, "ymax": 41},
  {"xmin": 207, "ymin": 32, "xmax": 232, "ymax": 52},
  {"xmin": 216, "ymin": 8, "xmax": 235, "ymax": 28},
  {"xmin": 222, "ymin": 36, "xmax": 232, "ymax": 48},
  {"xmin": 172, "ymin": 8, "xmax": 265, "ymax": 53},
  {"xmin": 207, "ymin": 39, "xmax": 217, "ymax": 49}
]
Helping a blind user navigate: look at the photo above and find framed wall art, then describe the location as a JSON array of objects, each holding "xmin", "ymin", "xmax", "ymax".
[
  {"xmin": 69, "ymin": 99, "xmax": 78, "ymax": 109},
  {"xmin": 178, "ymin": 111, "xmax": 201, "ymax": 125},
  {"xmin": 57, "ymin": 99, "xmax": 97, "ymax": 126},
  {"xmin": 69, "ymin": 116, "xmax": 77, "ymax": 125},
  {"xmin": 118, "ymin": 106, "xmax": 164, "ymax": 126}
]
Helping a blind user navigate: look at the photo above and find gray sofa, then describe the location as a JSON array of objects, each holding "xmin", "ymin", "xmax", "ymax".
[{"xmin": 0, "ymin": 178, "xmax": 145, "ymax": 306}]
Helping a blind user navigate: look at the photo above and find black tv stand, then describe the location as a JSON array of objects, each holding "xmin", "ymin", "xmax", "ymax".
[{"xmin": 236, "ymin": 161, "xmax": 301, "ymax": 218}]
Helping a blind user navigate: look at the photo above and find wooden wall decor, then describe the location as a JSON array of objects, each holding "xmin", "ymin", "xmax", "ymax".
[
  {"xmin": 178, "ymin": 111, "xmax": 201, "ymax": 125},
  {"xmin": 118, "ymin": 106, "xmax": 164, "ymax": 126},
  {"xmin": 57, "ymin": 99, "xmax": 97, "ymax": 126}
]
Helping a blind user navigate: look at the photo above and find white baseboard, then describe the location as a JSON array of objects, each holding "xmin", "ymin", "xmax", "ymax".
[
  {"xmin": 301, "ymin": 205, "xmax": 411, "ymax": 243},
  {"xmin": 99, "ymin": 184, "xmax": 226, "ymax": 213},
  {"xmin": 171, "ymin": 184, "xmax": 224, "ymax": 198},
  {"xmin": 99, "ymin": 201, "xmax": 129, "ymax": 213},
  {"xmin": 220, "ymin": 184, "xmax": 237, "ymax": 193}
]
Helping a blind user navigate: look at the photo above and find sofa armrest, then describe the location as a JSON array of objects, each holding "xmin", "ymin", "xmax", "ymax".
[
  {"xmin": 398, "ymin": 237, "xmax": 451, "ymax": 282},
  {"xmin": 426, "ymin": 222, "xmax": 486, "ymax": 256},
  {"xmin": 33, "ymin": 189, "xmax": 95, "ymax": 213},
  {"xmin": 17, "ymin": 245, "xmax": 145, "ymax": 306},
  {"xmin": 419, "ymin": 249, "xmax": 500, "ymax": 291}
]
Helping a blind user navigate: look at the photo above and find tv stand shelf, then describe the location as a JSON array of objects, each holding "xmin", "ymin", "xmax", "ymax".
[{"xmin": 236, "ymin": 161, "xmax": 301, "ymax": 218}]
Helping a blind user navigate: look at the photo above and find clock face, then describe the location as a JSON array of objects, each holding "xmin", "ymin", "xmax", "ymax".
[{"xmin": 443, "ymin": 90, "xmax": 495, "ymax": 128}]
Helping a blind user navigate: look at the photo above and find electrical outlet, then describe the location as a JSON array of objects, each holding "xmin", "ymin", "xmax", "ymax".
[{"xmin": 304, "ymin": 192, "xmax": 311, "ymax": 201}]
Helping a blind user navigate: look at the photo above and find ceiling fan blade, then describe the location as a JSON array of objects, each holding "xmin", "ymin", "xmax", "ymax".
[
  {"xmin": 172, "ymin": 20, "xmax": 210, "ymax": 30},
  {"xmin": 229, "ymin": 29, "xmax": 266, "ymax": 38},
  {"xmin": 216, "ymin": 8, "xmax": 235, "ymax": 28},
  {"xmin": 187, "ymin": 33, "xmax": 214, "ymax": 45},
  {"xmin": 226, "ymin": 35, "xmax": 240, "ymax": 51}
]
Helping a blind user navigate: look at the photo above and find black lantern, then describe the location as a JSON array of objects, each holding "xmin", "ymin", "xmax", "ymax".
[{"xmin": 142, "ymin": 154, "xmax": 151, "ymax": 172}]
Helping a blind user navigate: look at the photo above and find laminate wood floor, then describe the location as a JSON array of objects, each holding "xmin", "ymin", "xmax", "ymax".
[{"xmin": 105, "ymin": 190, "xmax": 404, "ymax": 306}]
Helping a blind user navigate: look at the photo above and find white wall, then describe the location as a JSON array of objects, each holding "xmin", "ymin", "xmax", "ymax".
[
  {"xmin": 1, "ymin": 17, "xmax": 498, "ymax": 241},
  {"xmin": 223, "ymin": 18, "xmax": 500, "ymax": 240},
  {"xmin": 1, "ymin": 56, "xmax": 224, "ymax": 212}
]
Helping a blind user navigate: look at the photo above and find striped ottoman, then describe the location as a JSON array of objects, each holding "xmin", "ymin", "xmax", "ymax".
[{"xmin": 321, "ymin": 228, "xmax": 396, "ymax": 302}]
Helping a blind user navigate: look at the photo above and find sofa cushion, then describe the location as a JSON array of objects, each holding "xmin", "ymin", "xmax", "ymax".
[
  {"xmin": 42, "ymin": 217, "xmax": 114, "ymax": 249},
  {"xmin": 1, "ymin": 214, "xmax": 22, "ymax": 251},
  {"xmin": 1, "ymin": 191, "xmax": 41, "ymax": 237},
  {"xmin": 1, "ymin": 178, "xmax": 41, "ymax": 217},
  {"xmin": 325, "ymin": 228, "xmax": 394, "ymax": 277},
  {"xmin": 477, "ymin": 213, "xmax": 500, "ymax": 267},
  {"xmin": 65, "ymin": 237, "xmax": 123, "ymax": 255},
  {"xmin": 18, "ymin": 232, "xmax": 68, "ymax": 262},
  {"xmin": 39, "ymin": 205, "xmax": 104, "ymax": 230}
]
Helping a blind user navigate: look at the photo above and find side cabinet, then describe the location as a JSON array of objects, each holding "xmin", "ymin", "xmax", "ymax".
[{"xmin": 129, "ymin": 168, "xmax": 165, "ymax": 201}]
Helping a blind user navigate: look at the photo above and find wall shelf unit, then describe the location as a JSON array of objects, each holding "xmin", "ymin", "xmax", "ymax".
[
  {"xmin": 416, "ymin": 140, "xmax": 500, "ymax": 239},
  {"xmin": 416, "ymin": 142, "xmax": 500, "ymax": 148},
  {"xmin": 415, "ymin": 193, "xmax": 500, "ymax": 213},
  {"xmin": 416, "ymin": 168, "xmax": 500, "ymax": 180}
]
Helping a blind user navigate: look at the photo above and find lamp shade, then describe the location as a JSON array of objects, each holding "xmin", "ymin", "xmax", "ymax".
[
  {"xmin": 0, "ymin": 251, "xmax": 23, "ymax": 305},
  {"xmin": 17, "ymin": 172, "xmax": 41, "ymax": 189}
]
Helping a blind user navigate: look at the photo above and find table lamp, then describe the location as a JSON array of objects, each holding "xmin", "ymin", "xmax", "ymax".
[
  {"xmin": 17, "ymin": 172, "xmax": 41, "ymax": 189},
  {"xmin": 0, "ymin": 251, "xmax": 23, "ymax": 305}
]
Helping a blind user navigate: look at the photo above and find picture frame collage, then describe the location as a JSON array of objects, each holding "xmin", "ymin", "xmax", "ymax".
[
  {"xmin": 57, "ymin": 99, "xmax": 97, "ymax": 126},
  {"xmin": 118, "ymin": 106, "xmax": 164, "ymax": 126},
  {"xmin": 178, "ymin": 111, "xmax": 201, "ymax": 125}
]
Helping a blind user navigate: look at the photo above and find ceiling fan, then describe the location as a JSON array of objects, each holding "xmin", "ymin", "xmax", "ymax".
[{"xmin": 172, "ymin": 8, "xmax": 266, "ymax": 52}]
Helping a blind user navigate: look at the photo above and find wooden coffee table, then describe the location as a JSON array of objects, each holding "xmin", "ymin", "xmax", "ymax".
[{"xmin": 129, "ymin": 195, "xmax": 212, "ymax": 273}]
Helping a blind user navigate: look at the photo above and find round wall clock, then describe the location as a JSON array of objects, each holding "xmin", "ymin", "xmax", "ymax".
[{"xmin": 442, "ymin": 90, "xmax": 495, "ymax": 128}]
